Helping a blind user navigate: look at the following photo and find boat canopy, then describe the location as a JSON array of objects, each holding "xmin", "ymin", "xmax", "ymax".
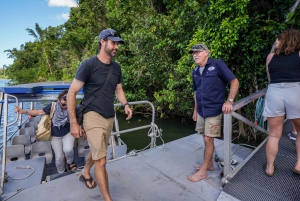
[{"xmin": 0, "ymin": 82, "xmax": 83, "ymax": 102}]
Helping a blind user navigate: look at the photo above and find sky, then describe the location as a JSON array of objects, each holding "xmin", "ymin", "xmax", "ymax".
[{"xmin": 0, "ymin": 0, "xmax": 78, "ymax": 68}]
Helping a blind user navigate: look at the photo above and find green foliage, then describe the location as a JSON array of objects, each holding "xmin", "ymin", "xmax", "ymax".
[
  {"xmin": 3, "ymin": 0, "xmax": 300, "ymax": 121},
  {"xmin": 106, "ymin": 0, "xmax": 205, "ymax": 117}
]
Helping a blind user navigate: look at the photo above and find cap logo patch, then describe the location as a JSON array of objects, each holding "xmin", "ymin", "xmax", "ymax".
[{"xmin": 214, "ymin": 124, "xmax": 218, "ymax": 129}]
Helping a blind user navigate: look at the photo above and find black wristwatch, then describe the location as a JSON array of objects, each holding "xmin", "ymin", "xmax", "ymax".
[{"xmin": 123, "ymin": 103, "xmax": 130, "ymax": 108}]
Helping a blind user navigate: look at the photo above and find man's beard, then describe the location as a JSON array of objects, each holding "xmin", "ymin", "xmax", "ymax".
[{"xmin": 104, "ymin": 43, "xmax": 117, "ymax": 57}]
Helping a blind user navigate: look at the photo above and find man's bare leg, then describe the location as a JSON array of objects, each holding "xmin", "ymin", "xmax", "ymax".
[
  {"xmin": 94, "ymin": 157, "xmax": 112, "ymax": 201},
  {"xmin": 195, "ymin": 159, "xmax": 214, "ymax": 171},
  {"xmin": 195, "ymin": 136, "xmax": 215, "ymax": 171},
  {"xmin": 81, "ymin": 151, "xmax": 95, "ymax": 188},
  {"xmin": 188, "ymin": 135, "xmax": 214, "ymax": 182}
]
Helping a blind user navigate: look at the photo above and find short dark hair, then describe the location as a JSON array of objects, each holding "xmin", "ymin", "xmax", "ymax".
[{"xmin": 98, "ymin": 38, "xmax": 108, "ymax": 51}]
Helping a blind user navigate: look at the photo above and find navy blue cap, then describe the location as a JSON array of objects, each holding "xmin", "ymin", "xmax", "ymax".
[{"xmin": 98, "ymin": 29, "xmax": 125, "ymax": 44}]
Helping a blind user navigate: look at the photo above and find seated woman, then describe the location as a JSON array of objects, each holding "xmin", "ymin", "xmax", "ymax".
[{"xmin": 14, "ymin": 89, "xmax": 77, "ymax": 173}]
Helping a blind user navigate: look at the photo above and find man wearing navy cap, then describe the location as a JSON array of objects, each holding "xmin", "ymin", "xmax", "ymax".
[
  {"xmin": 187, "ymin": 44, "xmax": 239, "ymax": 182},
  {"xmin": 67, "ymin": 28, "xmax": 132, "ymax": 200}
]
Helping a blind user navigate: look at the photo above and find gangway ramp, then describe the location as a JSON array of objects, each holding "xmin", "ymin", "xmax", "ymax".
[{"xmin": 219, "ymin": 120, "xmax": 300, "ymax": 200}]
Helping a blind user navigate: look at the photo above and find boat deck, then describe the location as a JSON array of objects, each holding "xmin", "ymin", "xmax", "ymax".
[
  {"xmin": 2, "ymin": 134, "xmax": 252, "ymax": 201},
  {"xmin": 2, "ymin": 83, "xmax": 299, "ymax": 200}
]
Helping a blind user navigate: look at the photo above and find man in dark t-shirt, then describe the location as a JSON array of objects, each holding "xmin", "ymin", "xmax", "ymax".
[{"xmin": 67, "ymin": 29, "xmax": 132, "ymax": 201}]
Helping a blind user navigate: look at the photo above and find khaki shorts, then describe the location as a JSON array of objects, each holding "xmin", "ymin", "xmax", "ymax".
[
  {"xmin": 83, "ymin": 111, "xmax": 114, "ymax": 160},
  {"xmin": 195, "ymin": 113, "xmax": 222, "ymax": 137}
]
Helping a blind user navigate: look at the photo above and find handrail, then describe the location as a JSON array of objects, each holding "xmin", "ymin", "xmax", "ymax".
[
  {"xmin": 114, "ymin": 101, "xmax": 155, "ymax": 123},
  {"xmin": 233, "ymin": 88, "xmax": 267, "ymax": 111},
  {"xmin": 4, "ymin": 95, "xmax": 19, "ymax": 127},
  {"xmin": 110, "ymin": 101, "xmax": 157, "ymax": 159},
  {"xmin": 222, "ymin": 87, "xmax": 268, "ymax": 185},
  {"xmin": 1, "ymin": 94, "xmax": 19, "ymax": 195}
]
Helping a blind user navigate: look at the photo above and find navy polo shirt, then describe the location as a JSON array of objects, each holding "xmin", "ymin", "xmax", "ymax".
[{"xmin": 192, "ymin": 58, "xmax": 236, "ymax": 118}]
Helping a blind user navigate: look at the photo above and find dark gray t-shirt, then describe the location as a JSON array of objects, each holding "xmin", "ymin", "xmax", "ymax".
[{"xmin": 75, "ymin": 56, "xmax": 123, "ymax": 118}]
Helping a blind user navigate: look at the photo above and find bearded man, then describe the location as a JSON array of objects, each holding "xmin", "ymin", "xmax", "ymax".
[{"xmin": 67, "ymin": 29, "xmax": 132, "ymax": 201}]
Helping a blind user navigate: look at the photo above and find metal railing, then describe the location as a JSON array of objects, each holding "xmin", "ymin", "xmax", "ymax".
[
  {"xmin": 110, "ymin": 101, "xmax": 157, "ymax": 159},
  {"xmin": 0, "ymin": 102, "xmax": 34, "ymax": 150},
  {"xmin": 0, "ymin": 93, "xmax": 19, "ymax": 195},
  {"xmin": 222, "ymin": 88, "xmax": 268, "ymax": 185}
]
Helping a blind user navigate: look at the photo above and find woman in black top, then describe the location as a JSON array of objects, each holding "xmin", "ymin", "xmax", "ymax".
[
  {"xmin": 15, "ymin": 89, "xmax": 77, "ymax": 173},
  {"xmin": 263, "ymin": 29, "xmax": 300, "ymax": 176}
]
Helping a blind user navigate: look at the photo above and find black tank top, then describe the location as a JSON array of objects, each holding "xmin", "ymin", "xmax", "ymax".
[{"xmin": 268, "ymin": 51, "xmax": 300, "ymax": 83}]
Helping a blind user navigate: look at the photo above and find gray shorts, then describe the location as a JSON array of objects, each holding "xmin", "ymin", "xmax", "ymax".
[
  {"xmin": 263, "ymin": 82, "xmax": 300, "ymax": 119},
  {"xmin": 195, "ymin": 113, "xmax": 222, "ymax": 137}
]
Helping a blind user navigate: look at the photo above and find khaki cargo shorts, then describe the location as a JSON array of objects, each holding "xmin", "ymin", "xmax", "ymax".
[
  {"xmin": 195, "ymin": 113, "xmax": 222, "ymax": 137},
  {"xmin": 83, "ymin": 111, "xmax": 114, "ymax": 160}
]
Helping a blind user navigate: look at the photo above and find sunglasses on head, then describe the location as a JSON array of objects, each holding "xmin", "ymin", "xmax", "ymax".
[
  {"xmin": 192, "ymin": 44, "xmax": 205, "ymax": 50},
  {"xmin": 103, "ymin": 31, "xmax": 121, "ymax": 39}
]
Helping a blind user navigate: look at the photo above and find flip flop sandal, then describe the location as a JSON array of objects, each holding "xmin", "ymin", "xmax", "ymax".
[
  {"xmin": 67, "ymin": 162, "xmax": 77, "ymax": 171},
  {"xmin": 79, "ymin": 174, "xmax": 97, "ymax": 189},
  {"xmin": 220, "ymin": 159, "xmax": 237, "ymax": 167}
]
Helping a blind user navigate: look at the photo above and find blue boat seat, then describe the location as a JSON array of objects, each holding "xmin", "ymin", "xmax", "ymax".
[
  {"xmin": 84, "ymin": 149, "xmax": 89, "ymax": 164},
  {"xmin": 19, "ymin": 127, "xmax": 36, "ymax": 143},
  {"xmin": 30, "ymin": 141, "xmax": 53, "ymax": 164},
  {"xmin": 28, "ymin": 116, "xmax": 41, "ymax": 123},
  {"xmin": 4, "ymin": 145, "xmax": 26, "ymax": 163},
  {"xmin": 11, "ymin": 135, "xmax": 32, "ymax": 154},
  {"xmin": 24, "ymin": 121, "xmax": 38, "ymax": 128},
  {"xmin": 78, "ymin": 136, "xmax": 89, "ymax": 157}
]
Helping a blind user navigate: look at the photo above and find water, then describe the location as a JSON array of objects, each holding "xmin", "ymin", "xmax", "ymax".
[
  {"xmin": 114, "ymin": 112, "xmax": 196, "ymax": 151},
  {"xmin": 0, "ymin": 79, "xmax": 51, "ymax": 145},
  {"xmin": 0, "ymin": 79, "xmax": 197, "ymax": 151}
]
